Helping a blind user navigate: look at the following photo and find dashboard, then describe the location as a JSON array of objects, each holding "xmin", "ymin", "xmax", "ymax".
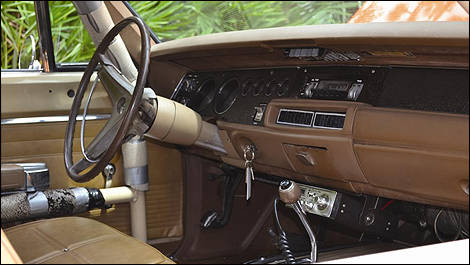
[
  {"xmin": 171, "ymin": 66, "xmax": 468, "ymax": 126},
  {"xmin": 168, "ymin": 65, "xmax": 469, "ymax": 210}
]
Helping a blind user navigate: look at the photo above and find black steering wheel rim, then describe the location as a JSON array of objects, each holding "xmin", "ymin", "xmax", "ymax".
[{"xmin": 64, "ymin": 16, "xmax": 150, "ymax": 183}]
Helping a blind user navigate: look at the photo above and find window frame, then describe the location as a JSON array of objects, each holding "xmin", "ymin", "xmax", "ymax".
[
  {"xmin": 36, "ymin": 1, "xmax": 87, "ymax": 72},
  {"xmin": 38, "ymin": 1, "xmax": 162, "ymax": 73},
  {"xmin": 123, "ymin": 1, "xmax": 161, "ymax": 44},
  {"xmin": 2, "ymin": 1, "xmax": 161, "ymax": 73}
]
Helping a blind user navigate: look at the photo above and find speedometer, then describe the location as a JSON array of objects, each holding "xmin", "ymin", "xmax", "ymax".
[{"xmin": 213, "ymin": 78, "xmax": 240, "ymax": 114}]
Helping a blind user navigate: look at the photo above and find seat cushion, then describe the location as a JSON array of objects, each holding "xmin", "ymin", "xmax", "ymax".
[{"xmin": 4, "ymin": 217, "xmax": 174, "ymax": 264}]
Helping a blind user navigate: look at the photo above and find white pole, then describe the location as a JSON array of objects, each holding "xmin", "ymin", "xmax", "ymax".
[{"xmin": 122, "ymin": 136, "xmax": 149, "ymax": 242}]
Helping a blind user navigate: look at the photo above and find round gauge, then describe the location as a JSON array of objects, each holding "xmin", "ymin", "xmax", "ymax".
[
  {"xmin": 241, "ymin": 79, "xmax": 254, "ymax": 96},
  {"xmin": 252, "ymin": 80, "xmax": 265, "ymax": 96},
  {"xmin": 265, "ymin": 80, "xmax": 279, "ymax": 96},
  {"xmin": 277, "ymin": 79, "xmax": 289, "ymax": 96},
  {"xmin": 213, "ymin": 78, "xmax": 240, "ymax": 114},
  {"xmin": 187, "ymin": 79, "xmax": 216, "ymax": 112}
]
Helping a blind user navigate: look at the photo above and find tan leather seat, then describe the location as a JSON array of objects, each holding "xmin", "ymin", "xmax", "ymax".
[{"xmin": 4, "ymin": 217, "xmax": 174, "ymax": 264}]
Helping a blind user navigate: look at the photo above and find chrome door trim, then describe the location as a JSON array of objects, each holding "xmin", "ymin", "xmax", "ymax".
[{"xmin": 1, "ymin": 114, "xmax": 111, "ymax": 125}]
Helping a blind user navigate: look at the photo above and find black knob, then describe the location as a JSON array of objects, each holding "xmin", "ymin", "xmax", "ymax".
[{"xmin": 280, "ymin": 180, "xmax": 292, "ymax": 190}]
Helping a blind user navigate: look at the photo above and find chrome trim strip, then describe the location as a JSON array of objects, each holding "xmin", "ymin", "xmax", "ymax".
[
  {"xmin": 213, "ymin": 78, "xmax": 240, "ymax": 115},
  {"xmin": 15, "ymin": 163, "xmax": 47, "ymax": 172},
  {"xmin": 1, "ymin": 114, "xmax": 111, "ymax": 125},
  {"xmin": 313, "ymin": 111, "xmax": 346, "ymax": 117},
  {"xmin": 170, "ymin": 75, "xmax": 185, "ymax": 99}
]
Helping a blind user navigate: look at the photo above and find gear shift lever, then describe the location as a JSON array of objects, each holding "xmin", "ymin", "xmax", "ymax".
[{"xmin": 279, "ymin": 180, "xmax": 317, "ymax": 263}]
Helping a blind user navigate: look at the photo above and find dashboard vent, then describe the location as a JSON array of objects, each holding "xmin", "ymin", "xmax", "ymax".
[
  {"xmin": 277, "ymin": 109, "xmax": 314, "ymax": 127},
  {"xmin": 277, "ymin": 109, "xmax": 346, "ymax": 129},
  {"xmin": 313, "ymin": 112, "xmax": 345, "ymax": 129}
]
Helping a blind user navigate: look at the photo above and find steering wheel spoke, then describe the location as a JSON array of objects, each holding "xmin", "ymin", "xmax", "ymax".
[
  {"xmin": 98, "ymin": 54, "xmax": 135, "ymax": 104},
  {"xmin": 85, "ymin": 113, "xmax": 124, "ymax": 157},
  {"xmin": 70, "ymin": 158, "xmax": 94, "ymax": 175}
]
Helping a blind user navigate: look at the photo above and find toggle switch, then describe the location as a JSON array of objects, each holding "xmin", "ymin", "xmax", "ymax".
[{"xmin": 252, "ymin": 104, "xmax": 266, "ymax": 123}]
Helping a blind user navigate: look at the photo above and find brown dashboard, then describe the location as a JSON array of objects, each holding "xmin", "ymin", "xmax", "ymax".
[
  {"xmin": 144, "ymin": 22, "xmax": 469, "ymax": 210},
  {"xmin": 168, "ymin": 66, "xmax": 469, "ymax": 210},
  {"xmin": 218, "ymin": 100, "xmax": 468, "ymax": 210}
]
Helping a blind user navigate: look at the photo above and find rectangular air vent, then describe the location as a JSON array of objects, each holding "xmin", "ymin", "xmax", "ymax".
[
  {"xmin": 277, "ymin": 109, "xmax": 345, "ymax": 129},
  {"xmin": 277, "ymin": 109, "xmax": 314, "ymax": 127},
  {"xmin": 313, "ymin": 112, "xmax": 345, "ymax": 129}
]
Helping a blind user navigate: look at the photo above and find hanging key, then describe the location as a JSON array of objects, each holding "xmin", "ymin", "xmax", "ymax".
[
  {"xmin": 243, "ymin": 144, "xmax": 256, "ymax": 201},
  {"xmin": 102, "ymin": 163, "xmax": 115, "ymax": 189}
]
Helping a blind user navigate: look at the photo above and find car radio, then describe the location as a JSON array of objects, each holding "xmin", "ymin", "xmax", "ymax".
[{"xmin": 300, "ymin": 78, "xmax": 364, "ymax": 101}]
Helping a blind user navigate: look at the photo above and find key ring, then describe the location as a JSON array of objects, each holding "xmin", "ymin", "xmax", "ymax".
[{"xmin": 243, "ymin": 144, "xmax": 255, "ymax": 162}]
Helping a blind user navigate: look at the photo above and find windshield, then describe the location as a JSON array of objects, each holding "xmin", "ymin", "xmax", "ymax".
[
  {"xmin": 129, "ymin": 1, "xmax": 469, "ymax": 42},
  {"xmin": 129, "ymin": 1, "xmax": 363, "ymax": 42}
]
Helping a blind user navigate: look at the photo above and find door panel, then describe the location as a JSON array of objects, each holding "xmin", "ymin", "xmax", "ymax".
[
  {"xmin": 1, "ymin": 71, "xmax": 183, "ymax": 240},
  {"xmin": 1, "ymin": 72, "xmax": 111, "ymax": 118}
]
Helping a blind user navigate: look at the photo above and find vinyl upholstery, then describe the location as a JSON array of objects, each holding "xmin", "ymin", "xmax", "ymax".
[{"xmin": 4, "ymin": 217, "xmax": 175, "ymax": 264}]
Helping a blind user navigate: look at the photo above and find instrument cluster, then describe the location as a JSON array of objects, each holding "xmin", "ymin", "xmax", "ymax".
[
  {"xmin": 171, "ymin": 66, "xmax": 386, "ymax": 125},
  {"xmin": 171, "ymin": 68, "xmax": 300, "ymax": 125}
]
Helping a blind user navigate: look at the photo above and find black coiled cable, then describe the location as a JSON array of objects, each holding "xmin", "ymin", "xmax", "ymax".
[
  {"xmin": 434, "ymin": 209, "xmax": 468, "ymax": 242},
  {"xmin": 274, "ymin": 197, "xmax": 296, "ymax": 264}
]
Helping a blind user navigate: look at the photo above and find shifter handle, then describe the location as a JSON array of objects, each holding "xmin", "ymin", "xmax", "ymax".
[
  {"xmin": 279, "ymin": 180, "xmax": 302, "ymax": 204},
  {"xmin": 278, "ymin": 179, "xmax": 317, "ymax": 263}
]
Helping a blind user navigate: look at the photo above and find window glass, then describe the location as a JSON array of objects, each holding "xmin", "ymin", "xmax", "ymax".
[
  {"xmin": 129, "ymin": 1, "xmax": 469, "ymax": 42},
  {"xmin": 129, "ymin": 1, "xmax": 363, "ymax": 42},
  {"xmin": 1, "ymin": 1, "xmax": 38, "ymax": 69},
  {"xmin": 49, "ymin": 1, "xmax": 94, "ymax": 65}
]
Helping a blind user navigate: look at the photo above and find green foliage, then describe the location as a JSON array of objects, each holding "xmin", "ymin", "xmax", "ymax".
[
  {"xmin": 130, "ymin": 1, "xmax": 361, "ymax": 42},
  {"xmin": 49, "ymin": 1, "xmax": 95, "ymax": 63},
  {"xmin": 2, "ymin": 1, "xmax": 361, "ymax": 69},
  {"xmin": 1, "ymin": 1, "xmax": 37, "ymax": 69},
  {"xmin": 1, "ymin": 1, "xmax": 94, "ymax": 69}
]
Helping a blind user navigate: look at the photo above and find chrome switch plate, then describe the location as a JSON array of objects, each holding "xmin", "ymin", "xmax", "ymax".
[{"xmin": 297, "ymin": 183, "xmax": 337, "ymax": 218}]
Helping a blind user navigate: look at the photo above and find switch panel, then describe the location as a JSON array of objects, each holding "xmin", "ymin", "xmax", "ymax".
[{"xmin": 297, "ymin": 183, "xmax": 338, "ymax": 218}]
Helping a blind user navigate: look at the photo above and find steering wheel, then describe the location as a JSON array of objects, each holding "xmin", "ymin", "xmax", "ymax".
[{"xmin": 65, "ymin": 16, "xmax": 150, "ymax": 183}]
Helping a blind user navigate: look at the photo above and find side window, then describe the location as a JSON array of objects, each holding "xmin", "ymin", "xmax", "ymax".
[
  {"xmin": 49, "ymin": 1, "xmax": 94, "ymax": 66},
  {"xmin": 1, "ymin": 1, "xmax": 39, "ymax": 70},
  {"xmin": 1, "ymin": 1, "xmax": 94, "ymax": 70}
]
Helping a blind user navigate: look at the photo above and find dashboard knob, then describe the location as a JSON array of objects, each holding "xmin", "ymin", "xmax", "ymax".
[
  {"xmin": 316, "ymin": 194, "xmax": 329, "ymax": 211},
  {"xmin": 303, "ymin": 82, "xmax": 318, "ymax": 98},
  {"xmin": 304, "ymin": 200, "xmax": 315, "ymax": 212}
]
